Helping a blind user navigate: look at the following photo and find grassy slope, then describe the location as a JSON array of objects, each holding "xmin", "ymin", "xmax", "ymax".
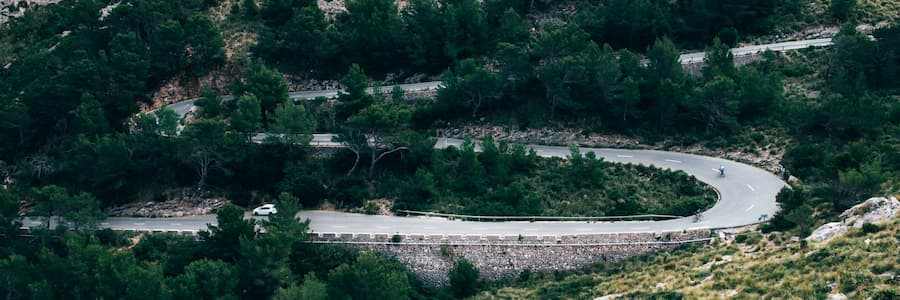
[{"xmin": 477, "ymin": 217, "xmax": 900, "ymax": 299}]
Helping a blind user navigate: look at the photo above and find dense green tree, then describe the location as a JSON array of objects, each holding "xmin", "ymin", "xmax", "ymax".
[
  {"xmin": 442, "ymin": 0, "xmax": 490, "ymax": 61},
  {"xmin": 339, "ymin": 101, "xmax": 412, "ymax": 179},
  {"xmin": 0, "ymin": 189, "xmax": 22, "ymax": 251},
  {"xmin": 602, "ymin": 0, "xmax": 673, "ymax": 50},
  {"xmin": 31, "ymin": 185, "xmax": 72, "ymax": 228},
  {"xmin": 336, "ymin": 64, "xmax": 374, "ymax": 120},
  {"xmin": 439, "ymin": 58, "xmax": 502, "ymax": 118},
  {"xmin": 646, "ymin": 37, "xmax": 684, "ymax": 83},
  {"xmin": 717, "ymin": 27, "xmax": 739, "ymax": 47},
  {"xmin": 449, "ymin": 257, "xmax": 480, "ymax": 298},
  {"xmin": 702, "ymin": 38, "xmax": 736, "ymax": 78},
  {"xmin": 261, "ymin": 0, "xmax": 317, "ymax": 26},
  {"xmin": 327, "ymin": 253, "xmax": 412, "ymax": 300},
  {"xmin": 402, "ymin": 0, "xmax": 446, "ymax": 72},
  {"xmin": 184, "ymin": 15, "xmax": 226, "ymax": 75},
  {"xmin": 494, "ymin": 8, "xmax": 530, "ymax": 45},
  {"xmin": 336, "ymin": 0, "xmax": 407, "ymax": 74},
  {"xmin": 243, "ymin": 0, "xmax": 260, "ymax": 19},
  {"xmin": 180, "ymin": 120, "xmax": 229, "ymax": 196},
  {"xmin": 200, "ymin": 204, "xmax": 256, "ymax": 262},
  {"xmin": 169, "ymin": 259, "xmax": 239, "ymax": 300},
  {"xmin": 737, "ymin": 68, "xmax": 782, "ymax": 122},
  {"xmin": 64, "ymin": 192, "xmax": 104, "ymax": 232},
  {"xmin": 785, "ymin": 204, "xmax": 814, "ymax": 235},
  {"xmin": 830, "ymin": 0, "xmax": 856, "ymax": 21},
  {"xmin": 274, "ymin": 273, "xmax": 328, "ymax": 300},
  {"xmin": 230, "ymin": 94, "xmax": 263, "ymax": 139},
  {"xmin": 493, "ymin": 42, "xmax": 532, "ymax": 89},
  {"xmin": 195, "ymin": 87, "xmax": 224, "ymax": 118},
  {"xmin": 689, "ymin": 75, "xmax": 739, "ymax": 132},
  {"xmin": 269, "ymin": 101, "xmax": 314, "ymax": 147},
  {"xmin": 837, "ymin": 156, "xmax": 886, "ymax": 207},
  {"xmin": 256, "ymin": 6, "xmax": 332, "ymax": 73},
  {"xmin": 397, "ymin": 167, "xmax": 438, "ymax": 210},
  {"xmin": 71, "ymin": 93, "xmax": 110, "ymax": 137},
  {"xmin": 231, "ymin": 60, "xmax": 290, "ymax": 123}
]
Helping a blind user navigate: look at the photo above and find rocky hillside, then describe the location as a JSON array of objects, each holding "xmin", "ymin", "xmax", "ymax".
[
  {"xmin": 477, "ymin": 197, "xmax": 900, "ymax": 299},
  {"xmin": 0, "ymin": 0, "xmax": 57, "ymax": 26}
]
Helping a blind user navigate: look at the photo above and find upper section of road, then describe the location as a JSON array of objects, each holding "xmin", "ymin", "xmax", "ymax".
[{"xmin": 158, "ymin": 38, "xmax": 832, "ymax": 120}]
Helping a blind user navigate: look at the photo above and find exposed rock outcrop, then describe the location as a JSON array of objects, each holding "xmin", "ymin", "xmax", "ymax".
[
  {"xmin": 807, "ymin": 196, "xmax": 900, "ymax": 242},
  {"xmin": 105, "ymin": 197, "xmax": 228, "ymax": 218}
]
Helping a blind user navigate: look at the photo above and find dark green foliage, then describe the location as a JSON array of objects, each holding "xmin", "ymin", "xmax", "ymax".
[
  {"xmin": 326, "ymin": 252, "xmax": 413, "ymax": 300},
  {"xmin": 169, "ymin": 259, "xmax": 239, "ymax": 300},
  {"xmin": 231, "ymin": 59, "xmax": 290, "ymax": 124},
  {"xmin": 334, "ymin": 0, "xmax": 407, "ymax": 75},
  {"xmin": 243, "ymin": 0, "xmax": 259, "ymax": 19},
  {"xmin": 717, "ymin": 27, "xmax": 739, "ymax": 47},
  {"xmin": 861, "ymin": 222, "xmax": 881, "ymax": 234},
  {"xmin": 230, "ymin": 94, "xmax": 263, "ymax": 138},
  {"xmin": 199, "ymin": 205, "xmax": 256, "ymax": 262},
  {"xmin": 196, "ymin": 87, "xmax": 224, "ymax": 118},
  {"xmin": 335, "ymin": 64, "xmax": 375, "ymax": 121},
  {"xmin": 830, "ymin": 0, "xmax": 856, "ymax": 21},
  {"xmin": 255, "ymin": 5, "xmax": 333, "ymax": 73},
  {"xmin": 449, "ymin": 257, "xmax": 480, "ymax": 297}
]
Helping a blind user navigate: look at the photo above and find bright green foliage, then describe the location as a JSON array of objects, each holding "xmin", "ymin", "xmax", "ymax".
[
  {"xmin": 449, "ymin": 257, "xmax": 480, "ymax": 298},
  {"xmin": 326, "ymin": 252, "xmax": 413, "ymax": 300}
]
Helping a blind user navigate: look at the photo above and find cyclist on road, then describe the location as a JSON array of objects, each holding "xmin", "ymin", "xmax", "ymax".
[{"xmin": 719, "ymin": 165, "xmax": 726, "ymax": 176}]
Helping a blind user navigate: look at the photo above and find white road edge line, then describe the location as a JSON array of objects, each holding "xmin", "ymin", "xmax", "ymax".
[
  {"xmin": 746, "ymin": 184, "xmax": 756, "ymax": 191},
  {"xmin": 665, "ymin": 159, "xmax": 682, "ymax": 163},
  {"xmin": 617, "ymin": 155, "xmax": 633, "ymax": 158},
  {"xmin": 745, "ymin": 205, "xmax": 755, "ymax": 212}
]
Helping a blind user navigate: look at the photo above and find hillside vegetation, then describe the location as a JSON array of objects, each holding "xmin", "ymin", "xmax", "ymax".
[{"xmin": 478, "ymin": 215, "xmax": 900, "ymax": 299}]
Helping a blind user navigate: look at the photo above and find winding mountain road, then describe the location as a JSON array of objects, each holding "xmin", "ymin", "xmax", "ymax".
[
  {"xmin": 26, "ymin": 38, "xmax": 827, "ymax": 235},
  {"xmin": 21, "ymin": 137, "xmax": 786, "ymax": 235},
  {"xmin": 161, "ymin": 38, "xmax": 832, "ymax": 119}
]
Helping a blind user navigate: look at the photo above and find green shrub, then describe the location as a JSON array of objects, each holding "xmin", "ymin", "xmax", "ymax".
[{"xmin": 862, "ymin": 222, "xmax": 882, "ymax": 234}]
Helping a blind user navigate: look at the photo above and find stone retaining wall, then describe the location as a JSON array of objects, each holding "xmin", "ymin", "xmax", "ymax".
[{"xmin": 310, "ymin": 230, "xmax": 711, "ymax": 286}]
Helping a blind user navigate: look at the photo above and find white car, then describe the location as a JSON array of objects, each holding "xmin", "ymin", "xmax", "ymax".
[{"xmin": 252, "ymin": 204, "xmax": 278, "ymax": 216}]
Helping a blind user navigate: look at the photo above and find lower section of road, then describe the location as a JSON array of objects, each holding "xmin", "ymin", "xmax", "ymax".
[{"xmin": 32, "ymin": 138, "xmax": 786, "ymax": 236}]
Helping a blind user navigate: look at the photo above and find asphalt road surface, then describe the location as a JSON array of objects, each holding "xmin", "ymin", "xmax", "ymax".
[
  {"xmin": 155, "ymin": 38, "xmax": 832, "ymax": 120},
  {"xmin": 22, "ymin": 137, "xmax": 786, "ymax": 235},
  {"xmin": 42, "ymin": 39, "xmax": 830, "ymax": 235}
]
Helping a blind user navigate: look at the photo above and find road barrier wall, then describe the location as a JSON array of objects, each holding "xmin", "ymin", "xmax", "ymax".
[{"xmin": 309, "ymin": 230, "xmax": 712, "ymax": 285}]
